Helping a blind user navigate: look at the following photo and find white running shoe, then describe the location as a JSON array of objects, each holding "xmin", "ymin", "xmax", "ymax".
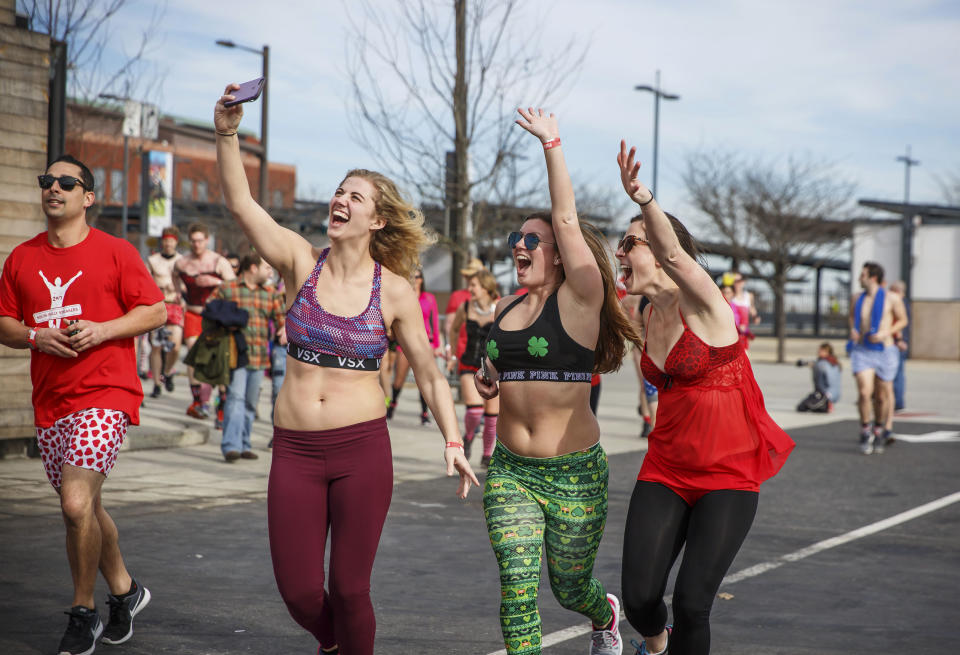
[{"xmin": 589, "ymin": 593, "xmax": 623, "ymax": 655}]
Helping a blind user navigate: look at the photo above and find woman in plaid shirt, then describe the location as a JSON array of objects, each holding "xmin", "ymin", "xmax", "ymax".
[{"xmin": 214, "ymin": 253, "xmax": 285, "ymax": 461}]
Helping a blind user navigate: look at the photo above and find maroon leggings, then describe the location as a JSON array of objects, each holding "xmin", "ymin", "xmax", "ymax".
[{"xmin": 268, "ymin": 418, "xmax": 393, "ymax": 654}]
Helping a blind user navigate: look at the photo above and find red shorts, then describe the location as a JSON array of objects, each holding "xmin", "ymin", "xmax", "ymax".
[
  {"xmin": 36, "ymin": 408, "xmax": 129, "ymax": 489},
  {"xmin": 184, "ymin": 310, "xmax": 203, "ymax": 339},
  {"xmin": 165, "ymin": 302, "xmax": 184, "ymax": 327}
]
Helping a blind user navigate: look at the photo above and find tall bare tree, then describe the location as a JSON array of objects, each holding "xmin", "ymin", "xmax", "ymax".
[
  {"xmin": 345, "ymin": 0, "xmax": 586, "ymax": 286},
  {"xmin": 683, "ymin": 148, "xmax": 856, "ymax": 362},
  {"xmin": 18, "ymin": 0, "xmax": 165, "ymax": 102}
]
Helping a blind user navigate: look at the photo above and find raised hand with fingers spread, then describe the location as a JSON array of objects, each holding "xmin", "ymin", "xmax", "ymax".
[
  {"xmin": 515, "ymin": 106, "xmax": 560, "ymax": 145},
  {"xmin": 617, "ymin": 140, "xmax": 655, "ymax": 206}
]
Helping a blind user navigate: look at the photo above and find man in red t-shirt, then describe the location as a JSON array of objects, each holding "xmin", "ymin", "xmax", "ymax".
[{"xmin": 0, "ymin": 155, "xmax": 165, "ymax": 654}]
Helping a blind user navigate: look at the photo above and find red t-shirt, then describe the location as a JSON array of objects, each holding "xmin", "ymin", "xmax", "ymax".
[
  {"xmin": 0, "ymin": 228, "xmax": 164, "ymax": 427},
  {"xmin": 445, "ymin": 288, "xmax": 472, "ymax": 358}
]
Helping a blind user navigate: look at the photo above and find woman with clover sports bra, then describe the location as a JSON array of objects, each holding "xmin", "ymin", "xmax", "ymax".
[
  {"xmin": 475, "ymin": 108, "xmax": 641, "ymax": 655},
  {"xmin": 614, "ymin": 141, "xmax": 794, "ymax": 655},
  {"xmin": 215, "ymin": 84, "xmax": 478, "ymax": 655}
]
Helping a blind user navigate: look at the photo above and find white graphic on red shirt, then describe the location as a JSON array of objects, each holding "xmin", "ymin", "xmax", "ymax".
[{"xmin": 36, "ymin": 270, "xmax": 83, "ymax": 327}]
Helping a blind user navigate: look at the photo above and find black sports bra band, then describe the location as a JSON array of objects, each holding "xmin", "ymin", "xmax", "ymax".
[
  {"xmin": 498, "ymin": 369, "xmax": 592, "ymax": 383},
  {"xmin": 289, "ymin": 343, "xmax": 382, "ymax": 371}
]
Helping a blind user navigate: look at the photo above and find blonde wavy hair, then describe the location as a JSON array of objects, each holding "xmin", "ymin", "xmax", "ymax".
[
  {"xmin": 342, "ymin": 169, "xmax": 436, "ymax": 280},
  {"xmin": 526, "ymin": 212, "xmax": 642, "ymax": 374}
]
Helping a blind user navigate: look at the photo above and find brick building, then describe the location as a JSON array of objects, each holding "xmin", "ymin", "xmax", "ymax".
[{"xmin": 66, "ymin": 100, "xmax": 297, "ymax": 252}]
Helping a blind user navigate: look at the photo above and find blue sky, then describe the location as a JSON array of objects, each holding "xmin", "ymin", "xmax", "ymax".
[{"xmin": 93, "ymin": 0, "xmax": 959, "ymax": 225}]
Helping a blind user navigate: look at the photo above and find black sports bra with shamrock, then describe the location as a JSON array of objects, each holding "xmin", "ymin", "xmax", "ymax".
[{"xmin": 483, "ymin": 290, "xmax": 595, "ymax": 383}]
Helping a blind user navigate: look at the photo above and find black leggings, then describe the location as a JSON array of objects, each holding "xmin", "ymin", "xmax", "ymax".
[{"xmin": 621, "ymin": 481, "xmax": 758, "ymax": 655}]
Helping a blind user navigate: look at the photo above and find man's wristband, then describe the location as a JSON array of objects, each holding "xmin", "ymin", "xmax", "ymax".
[
  {"xmin": 216, "ymin": 130, "xmax": 237, "ymax": 137},
  {"xmin": 445, "ymin": 441, "xmax": 464, "ymax": 450},
  {"xmin": 542, "ymin": 138, "xmax": 561, "ymax": 150},
  {"xmin": 26, "ymin": 328, "xmax": 37, "ymax": 350}
]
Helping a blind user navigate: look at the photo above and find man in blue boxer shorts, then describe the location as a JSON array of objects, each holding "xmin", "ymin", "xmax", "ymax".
[{"xmin": 848, "ymin": 262, "xmax": 908, "ymax": 455}]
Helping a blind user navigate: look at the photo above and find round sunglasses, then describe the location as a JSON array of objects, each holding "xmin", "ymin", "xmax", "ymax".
[
  {"xmin": 617, "ymin": 234, "xmax": 650, "ymax": 253},
  {"xmin": 507, "ymin": 231, "xmax": 556, "ymax": 250},
  {"xmin": 38, "ymin": 174, "xmax": 90, "ymax": 192}
]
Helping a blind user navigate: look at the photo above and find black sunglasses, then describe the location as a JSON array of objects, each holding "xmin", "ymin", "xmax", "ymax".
[
  {"xmin": 617, "ymin": 234, "xmax": 650, "ymax": 253},
  {"xmin": 508, "ymin": 231, "xmax": 555, "ymax": 250},
  {"xmin": 38, "ymin": 174, "xmax": 90, "ymax": 192}
]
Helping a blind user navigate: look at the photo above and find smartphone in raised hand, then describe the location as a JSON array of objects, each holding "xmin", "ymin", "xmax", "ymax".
[{"xmin": 224, "ymin": 77, "xmax": 265, "ymax": 107}]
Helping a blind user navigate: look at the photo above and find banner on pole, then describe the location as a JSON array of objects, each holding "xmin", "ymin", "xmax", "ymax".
[{"xmin": 145, "ymin": 150, "xmax": 173, "ymax": 237}]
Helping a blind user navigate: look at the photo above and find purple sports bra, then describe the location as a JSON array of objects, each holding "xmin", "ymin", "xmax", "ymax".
[{"xmin": 285, "ymin": 248, "xmax": 389, "ymax": 370}]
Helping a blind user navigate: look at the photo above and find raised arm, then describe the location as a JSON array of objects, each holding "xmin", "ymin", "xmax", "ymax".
[
  {"xmin": 516, "ymin": 108, "xmax": 602, "ymax": 306},
  {"xmin": 617, "ymin": 140, "xmax": 729, "ymax": 322},
  {"xmin": 215, "ymin": 84, "xmax": 311, "ymax": 279}
]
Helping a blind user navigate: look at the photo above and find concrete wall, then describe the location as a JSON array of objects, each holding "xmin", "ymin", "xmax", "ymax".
[
  {"xmin": 0, "ymin": 0, "xmax": 49, "ymax": 438},
  {"xmin": 911, "ymin": 301, "xmax": 960, "ymax": 361},
  {"xmin": 913, "ymin": 225, "xmax": 960, "ymax": 301}
]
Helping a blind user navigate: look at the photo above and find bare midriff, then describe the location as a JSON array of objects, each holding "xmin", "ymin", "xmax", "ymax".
[
  {"xmin": 496, "ymin": 380, "xmax": 600, "ymax": 458},
  {"xmin": 273, "ymin": 357, "xmax": 386, "ymax": 431}
]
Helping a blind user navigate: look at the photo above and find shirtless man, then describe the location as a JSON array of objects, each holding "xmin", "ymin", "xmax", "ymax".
[
  {"xmin": 848, "ymin": 262, "xmax": 908, "ymax": 455},
  {"xmin": 146, "ymin": 226, "xmax": 184, "ymax": 398},
  {"xmin": 174, "ymin": 223, "xmax": 234, "ymax": 418}
]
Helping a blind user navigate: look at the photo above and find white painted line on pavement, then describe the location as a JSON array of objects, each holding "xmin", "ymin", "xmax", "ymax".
[
  {"xmin": 484, "ymin": 489, "xmax": 960, "ymax": 655},
  {"xmin": 891, "ymin": 431, "xmax": 960, "ymax": 443}
]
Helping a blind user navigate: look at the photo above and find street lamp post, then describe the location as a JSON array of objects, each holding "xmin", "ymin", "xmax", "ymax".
[
  {"xmin": 216, "ymin": 40, "xmax": 269, "ymax": 207},
  {"xmin": 634, "ymin": 70, "xmax": 679, "ymax": 198}
]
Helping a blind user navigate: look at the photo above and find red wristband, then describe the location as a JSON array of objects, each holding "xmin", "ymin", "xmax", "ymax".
[
  {"xmin": 445, "ymin": 441, "xmax": 464, "ymax": 449},
  {"xmin": 542, "ymin": 138, "xmax": 561, "ymax": 150},
  {"xmin": 26, "ymin": 328, "xmax": 38, "ymax": 350}
]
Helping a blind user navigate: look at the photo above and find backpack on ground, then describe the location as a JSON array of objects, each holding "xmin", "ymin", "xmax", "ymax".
[{"xmin": 797, "ymin": 390, "xmax": 829, "ymax": 413}]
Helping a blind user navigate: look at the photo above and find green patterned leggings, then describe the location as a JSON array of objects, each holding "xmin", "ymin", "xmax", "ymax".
[{"xmin": 483, "ymin": 441, "xmax": 612, "ymax": 655}]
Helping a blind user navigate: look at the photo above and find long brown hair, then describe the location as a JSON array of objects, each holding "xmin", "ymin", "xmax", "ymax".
[
  {"xmin": 342, "ymin": 169, "xmax": 436, "ymax": 280},
  {"xmin": 525, "ymin": 212, "xmax": 642, "ymax": 374}
]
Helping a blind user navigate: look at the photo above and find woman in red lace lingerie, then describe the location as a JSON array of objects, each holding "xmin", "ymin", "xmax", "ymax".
[{"xmin": 614, "ymin": 141, "xmax": 795, "ymax": 655}]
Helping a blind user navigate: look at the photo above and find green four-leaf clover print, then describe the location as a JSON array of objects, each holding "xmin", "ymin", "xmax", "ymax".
[
  {"xmin": 527, "ymin": 336, "xmax": 548, "ymax": 357},
  {"xmin": 486, "ymin": 340, "xmax": 499, "ymax": 360}
]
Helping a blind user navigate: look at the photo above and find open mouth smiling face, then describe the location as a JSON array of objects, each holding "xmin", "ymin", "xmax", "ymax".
[
  {"xmin": 515, "ymin": 252, "xmax": 532, "ymax": 275},
  {"xmin": 330, "ymin": 207, "xmax": 350, "ymax": 228}
]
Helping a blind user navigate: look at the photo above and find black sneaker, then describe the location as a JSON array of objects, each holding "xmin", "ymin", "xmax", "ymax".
[
  {"xmin": 150, "ymin": 385, "xmax": 162, "ymax": 398},
  {"xmin": 164, "ymin": 374, "xmax": 175, "ymax": 393},
  {"xmin": 640, "ymin": 421, "xmax": 652, "ymax": 439},
  {"xmin": 101, "ymin": 580, "xmax": 151, "ymax": 645},
  {"xmin": 58, "ymin": 605, "xmax": 103, "ymax": 655}
]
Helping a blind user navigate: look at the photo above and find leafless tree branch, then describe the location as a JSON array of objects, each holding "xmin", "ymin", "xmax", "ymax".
[
  {"xmin": 344, "ymin": 0, "xmax": 587, "ymax": 279},
  {"xmin": 683, "ymin": 147, "xmax": 856, "ymax": 361}
]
